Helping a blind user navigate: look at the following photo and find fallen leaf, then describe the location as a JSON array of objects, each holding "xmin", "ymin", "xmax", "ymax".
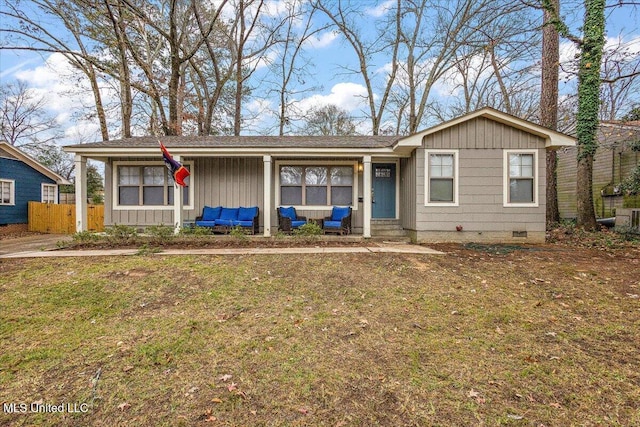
[
  {"xmin": 507, "ymin": 414, "xmax": 524, "ymax": 420},
  {"xmin": 468, "ymin": 389, "xmax": 480, "ymax": 398},
  {"xmin": 550, "ymin": 402, "xmax": 562, "ymax": 409},
  {"xmin": 227, "ymin": 382, "xmax": 238, "ymax": 392},
  {"xmin": 219, "ymin": 374, "xmax": 232, "ymax": 382},
  {"xmin": 118, "ymin": 402, "xmax": 130, "ymax": 411},
  {"xmin": 211, "ymin": 398, "xmax": 223, "ymax": 403},
  {"xmin": 123, "ymin": 365, "xmax": 134, "ymax": 372},
  {"xmin": 298, "ymin": 407, "xmax": 309, "ymax": 415}
]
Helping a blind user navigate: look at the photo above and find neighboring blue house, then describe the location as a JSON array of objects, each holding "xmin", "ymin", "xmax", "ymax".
[{"xmin": 0, "ymin": 141, "xmax": 70, "ymax": 231}]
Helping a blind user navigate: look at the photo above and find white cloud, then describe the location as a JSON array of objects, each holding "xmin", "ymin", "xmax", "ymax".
[
  {"xmin": 306, "ymin": 31, "xmax": 338, "ymax": 49},
  {"xmin": 295, "ymin": 82, "xmax": 369, "ymax": 113},
  {"xmin": 365, "ymin": 0, "xmax": 394, "ymax": 18},
  {"xmin": 13, "ymin": 52, "xmax": 119, "ymax": 144}
]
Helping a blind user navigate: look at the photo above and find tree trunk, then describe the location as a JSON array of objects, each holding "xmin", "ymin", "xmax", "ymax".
[
  {"xmin": 541, "ymin": 0, "xmax": 560, "ymax": 226},
  {"xmin": 575, "ymin": 0, "xmax": 604, "ymax": 231}
]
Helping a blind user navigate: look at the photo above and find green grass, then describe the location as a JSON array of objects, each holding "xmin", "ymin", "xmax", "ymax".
[{"xmin": 0, "ymin": 245, "xmax": 639, "ymax": 426}]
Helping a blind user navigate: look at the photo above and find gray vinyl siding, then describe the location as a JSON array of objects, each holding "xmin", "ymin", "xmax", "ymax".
[
  {"xmin": 414, "ymin": 117, "xmax": 547, "ymax": 238},
  {"xmin": 107, "ymin": 157, "xmax": 264, "ymax": 228},
  {"xmin": 415, "ymin": 148, "xmax": 546, "ymax": 233}
]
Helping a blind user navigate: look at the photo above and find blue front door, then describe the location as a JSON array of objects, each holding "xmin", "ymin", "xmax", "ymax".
[{"xmin": 372, "ymin": 163, "xmax": 396, "ymax": 218}]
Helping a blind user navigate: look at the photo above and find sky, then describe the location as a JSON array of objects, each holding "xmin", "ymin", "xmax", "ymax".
[{"xmin": 1, "ymin": 0, "xmax": 639, "ymax": 146}]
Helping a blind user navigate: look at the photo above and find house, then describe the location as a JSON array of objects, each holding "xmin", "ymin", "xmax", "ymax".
[
  {"xmin": 0, "ymin": 141, "xmax": 71, "ymax": 234},
  {"xmin": 63, "ymin": 108, "xmax": 575, "ymax": 243},
  {"xmin": 557, "ymin": 121, "xmax": 640, "ymax": 220}
]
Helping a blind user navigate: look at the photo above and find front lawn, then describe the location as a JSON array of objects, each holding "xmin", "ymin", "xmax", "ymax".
[{"xmin": 0, "ymin": 244, "xmax": 638, "ymax": 426}]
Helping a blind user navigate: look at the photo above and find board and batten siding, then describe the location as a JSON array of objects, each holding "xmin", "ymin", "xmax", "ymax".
[
  {"xmin": 412, "ymin": 117, "xmax": 547, "ymax": 242},
  {"xmin": 271, "ymin": 158, "xmax": 364, "ymax": 232},
  {"xmin": 400, "ymin": 156, "xmax": 416, "ymax": 230},
  {"xmin": 106, "ymin": 157, "xmax": 264, "ymax": 228}
]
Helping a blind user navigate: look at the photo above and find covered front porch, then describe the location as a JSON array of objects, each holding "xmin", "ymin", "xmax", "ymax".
[{"xmin": 66, "ymin": 135, "xmax": 419, "ymax": 238}]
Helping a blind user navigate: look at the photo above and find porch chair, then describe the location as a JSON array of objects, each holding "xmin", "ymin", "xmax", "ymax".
[
  {"xmin": 277, "ymin": 206, "xmax": 307, "ymax": 234},
  {"xmin": 323, "ymin": 206, "xmax": 352, "ymax": 235}
]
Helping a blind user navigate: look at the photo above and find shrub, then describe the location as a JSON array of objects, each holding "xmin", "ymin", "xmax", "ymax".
[
  {"xmin": 230, "ymin": 226, "xmax": 249, "ymax": 242},
  {"xmin": 615, "ymin": 225, "xmax": 640, "ymax": 241},
  {"xmin": 72, "ymin": 231, "xmax": 100, "ymax": 243},
  {"xmin": 293, "ymin": 222, "xmax": 323, "ymax": 237},
  {"xmin": 180, "ymin": 226, "xmax": 213, "ymax": 236},
  {"xmin": 146, "ymin": 224, "xmax": 175, "ymax": 240},
  {"xmin": 105, "ymin": 224, "xmax": 137, "ymax": 243}
]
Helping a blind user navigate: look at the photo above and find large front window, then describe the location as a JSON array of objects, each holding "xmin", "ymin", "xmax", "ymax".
[
  {"xmin": 279, "ymin": 165, "xmax": 354, "ymax": 206},
  {"xmin": 117, "ymin": 164, "xmax": 190, "ymax": 207}
]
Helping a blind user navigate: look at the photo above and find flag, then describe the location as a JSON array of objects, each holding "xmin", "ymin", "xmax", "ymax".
[{"xmin": 159, "ymin": 141, "xmax": 190, "ymax": 187}]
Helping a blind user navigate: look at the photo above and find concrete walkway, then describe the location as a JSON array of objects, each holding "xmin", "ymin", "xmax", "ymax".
[
  {"xmin": 0, "ymin": 244, "xmax": 444, "ymax": 259},
  {"xmin": 0, "ymin": 233, "xmax": 72, "ymax": 256}
]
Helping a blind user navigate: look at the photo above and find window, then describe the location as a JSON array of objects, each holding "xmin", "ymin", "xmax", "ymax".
[
  {"xmin": 279, "ymin": 164, "xmax": 355, "ymax": 207},
  {"xmin": 115, "ymin": 163, "xmax": 191, "ymax": 208},
  {"xmin": 504, "ymin": 150, "xmax": 538, "ymax": 206},
  {"xmin": 0, "ymin": 179, "xmax": 14, "ymax": 205},
  {"xmin": 41, "ymin": 184, "xmax": 57, "ymax": 204},
  {"xmin": 425, "ymin": 150, "xmax": 458, "ymax": 205}
]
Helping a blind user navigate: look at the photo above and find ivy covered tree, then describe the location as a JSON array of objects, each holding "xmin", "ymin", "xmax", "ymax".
[
  {"xmin": 574, "ymin": 0, "xmax": 605, "ymax": 230},
  {"xmin": 544, "ymin": 0, "xmax": 605, "ymax": 230}
]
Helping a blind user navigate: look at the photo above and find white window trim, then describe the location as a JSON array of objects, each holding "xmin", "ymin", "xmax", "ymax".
[
  {"xmin": 274, "ymin": 160, "xmax": 359, "ymax": 211},
  {"xmin": 424, "ymin": 149, "xmax": 459, "ymax": 206},
  {"xmin": 0, "ymin": 179, "xmax": 15, "ymax": 206},
  {"xmin": 41, "ymin": 183, "xmax": 58, "ymax": 204},
  {"xmin": 113, "ymin": 160, "xmax": 194, "ymax": 210},
  {"xmin": 503, "ymin": 149, "xmax": 539, "ymax": 207}
]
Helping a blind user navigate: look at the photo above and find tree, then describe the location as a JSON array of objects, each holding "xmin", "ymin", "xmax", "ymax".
[
  {"xmin": 0, "ymin": 81, "xmax": 62, "ymax": 150},
  {"xmin": 228, "ymin": 0, "xmax": 286, "ymax": 135},
  {"xmin": 599, "ymin": 38, "xmax": 640, "ymax": 121},
  {"xmin": 313, "ymin": 0, "xmax": 401, "ymax": 135},
  {"xmin": 300, "ymin": 104, "xmax": 357, "ymax": 136},
  {"xmin": 573, "ymin": 0, "xmax": 605, "ymax": 230},
  {"xmin": 544, "ymin": 0, "xmax": 605, "ymax": 230},
  {"xmin": 86, "ymin": 163, "xmax": 104, "ymax": 204},
  {"xmin": 33, "ymin": 144, "xmax": 75, "ymax": 181},
  {"xmin": 622, "ymin": 106, "xmax": 640, "ymax": 121},
  {"xmin": 541, "ymin": 0, "xmax": 561, "ymax": 226},
  {"xmin": 266, "ymin": 0, "xmax": 327, "ymax": 136},
  {"xmin": 1, "ymin": 0, "xmax": 114, "ymax": 141}
]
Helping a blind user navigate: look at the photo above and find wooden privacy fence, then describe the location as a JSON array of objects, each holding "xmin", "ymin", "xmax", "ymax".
[{"xmin": 28, "ymin": 202, "xmax": 104, "ymax": 234}]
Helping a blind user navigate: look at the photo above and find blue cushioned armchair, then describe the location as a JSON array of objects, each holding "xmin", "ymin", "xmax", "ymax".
[
  {"xmin": 323, "ymin": 206, "xmax": 352, "ymax": 235},
  {"xmin": 277, "ymin": 206, "xmax": 307, "ymax": 234}
]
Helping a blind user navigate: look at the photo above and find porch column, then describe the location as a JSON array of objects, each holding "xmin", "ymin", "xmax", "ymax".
[
  {"xmin": 363, "ymin": 155, "xmax": 372, "ymax": 238},
  {"xmin": 74, "ymin": 155, "xmax": 87, "ymax": 232},
  {"xmin": 173, "ymin": 155, "xmax": 184, "ymax": 234},
  {"xmin": 263, "ymin": 155, "xmax": 272, "ymax": 237}
]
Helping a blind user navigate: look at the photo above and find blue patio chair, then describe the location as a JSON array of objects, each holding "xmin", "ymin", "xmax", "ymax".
[
  {"xmin": 323, "ymin": 206, "xmax": 352, "ymax": 235},
  {"xmin": 277, "ymin": 206, "xmax": 307, "ymax": 234}
]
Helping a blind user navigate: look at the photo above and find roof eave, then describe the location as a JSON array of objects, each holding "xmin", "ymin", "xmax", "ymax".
[
  {"xmin": 63, "ymin": 146, "xmax": 404, "ymax": 158},
  {"xmin": 1, "ymin": 141, "xmax": 71, "ymax": 185}
]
